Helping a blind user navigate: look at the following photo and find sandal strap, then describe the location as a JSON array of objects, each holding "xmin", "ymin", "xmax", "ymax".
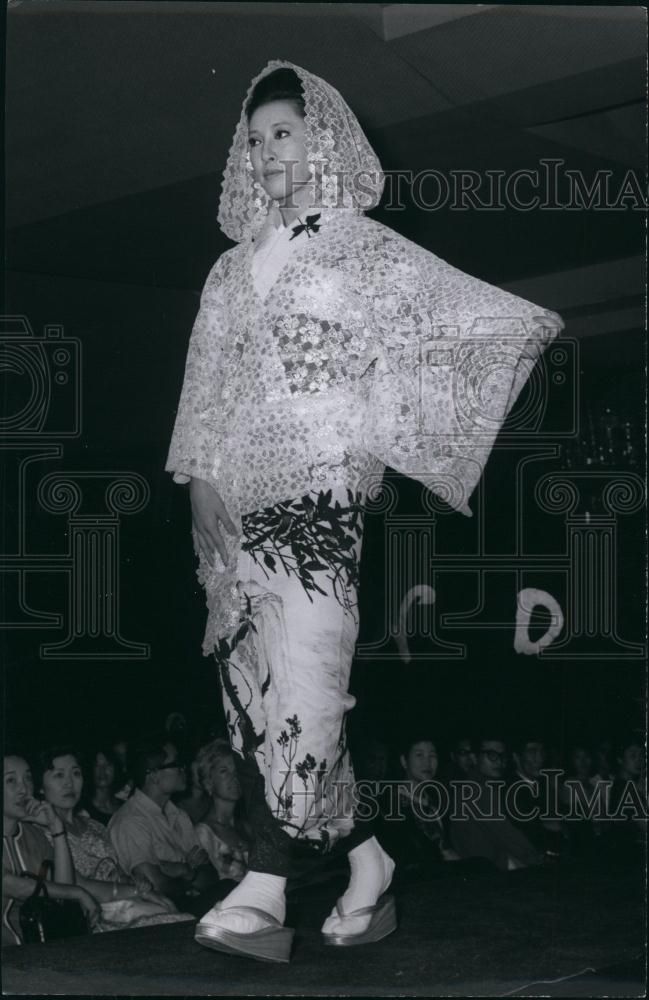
[
  {"xmin": 335, "ymin": 895, "xmax": 384, "ymax": 920},
  {"xmin": 215, "ymin": 904, "xmax": 281, "ymax": 926}
]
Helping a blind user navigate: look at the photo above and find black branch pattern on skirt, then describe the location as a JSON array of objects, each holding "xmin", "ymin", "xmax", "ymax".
[{"xmin": 240, "ymin": 488, "xmax": 364, "ymax": 616}]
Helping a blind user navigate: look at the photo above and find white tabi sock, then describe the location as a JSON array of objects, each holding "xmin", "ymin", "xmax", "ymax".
[
  {"xmin": 198, "ymin": 871, "xmax": 287, "ymax": 935},
  {"xmin": 321, "ymin": 836, "xmax": 395, "ymax": 936}
]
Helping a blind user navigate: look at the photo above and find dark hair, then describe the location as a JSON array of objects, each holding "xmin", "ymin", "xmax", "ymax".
[
  {"xmin": 476, "ymin": 735, "xmax": 508, "ymax": 753},
  {"xmin": 399, "ymin": 735, "xmax": 437, "ymax": 760},
  {"xmin": 87, "ymin": 745, "xmax": 124, "ymax": 791},
  {"xmin": 129, "ymin": 736, "xmax": 169, "ymax": 789},
  {"xmin": 616, "ymin": 735, "xmax": 644, "ymax": 759},
  {"xmin": 34, "ymin": 746, "xmax": 84, "ymax": 796},
  {"xmin": 512, "ymin": 736, "xmax": 546, "ymax": 756},
  {"xmin": 246, "ymin": 68, "xmax": 305, "ymax": 122},
  {"xmin": 3, "ymin": 747, "xmax": 30, "ymax": 764}
]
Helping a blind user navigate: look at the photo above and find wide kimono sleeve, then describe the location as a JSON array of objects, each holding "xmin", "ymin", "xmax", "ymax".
[
  {"xmin": 357, "ymin": 231, "xmax": 564, "ymax": 516},
  {"xmin": 165, "ymin": 256, "xmax": 227, "ymax": 487}
]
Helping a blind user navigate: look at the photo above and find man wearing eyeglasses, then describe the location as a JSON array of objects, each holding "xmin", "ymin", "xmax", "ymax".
[
  {"xmin": 109, "ymin": 738, "xmax": 220, "ymax": 906},
  {"xmin": 449, "ymin": 737, "xmax": 541, "ymax": 871}
]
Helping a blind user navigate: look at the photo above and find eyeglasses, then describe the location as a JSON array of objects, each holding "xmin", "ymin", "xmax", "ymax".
[{"xmin": 479, "ymin": 750, "xmax": 507, "ymax": 763}]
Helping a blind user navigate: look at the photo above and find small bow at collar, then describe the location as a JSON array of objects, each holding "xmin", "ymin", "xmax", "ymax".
[{"xmin": 289, "ymin": 213, "xmax": 321, "ymax": 240}]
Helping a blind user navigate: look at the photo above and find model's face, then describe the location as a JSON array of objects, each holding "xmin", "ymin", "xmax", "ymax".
[
  {"xmin": 452, "ymin": 740, "xmax": 475, "ymax": 775},
  {"xmin": 42, "ymin": 754, "xmax": 83, "ymax": 811},
  {"xmin": 4, "ymin": 757, "xmax": 34, "ymax": 822},
  {"xmin": 517, "ymin": 742, "xmax": 545, "ymax": 780},
  {"xmin": 93, "ymin": 752, "xmax": 116, "ymax": 790},
  {"xmin": 248, "ymin": 101, "xmax": 310, "ymax": 204},
  {"xmin": 208, "ymin": 755, "xmax": 241, "ymax": 802},
  {"xmin": 477, "ymin": 741, "xmax": 507, "ymax": 779},
  {"xmin": 402, "ymin": 741, "xmax": 438, "ymax": 783}
]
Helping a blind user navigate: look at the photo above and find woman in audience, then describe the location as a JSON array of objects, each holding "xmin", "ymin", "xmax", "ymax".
[
  {"xmin": 379, "ymin": 736, "xmax": 459, "ymax": 871},
  {"xmin": 609, "ymin": 736, "xmax": 647, "ymax": 851},
  {"xmin": 37, "ymin": 746, "xmax": 191, "ymax": 929},
  {"xmin": 559, "ymin": 743, "xmax": 603, "ymax": 855},
  {"xmin": 83, "ymin": 746, "xmax": 125, "ymax": 826},
  {"xmin": 3, "ymin": 751, "xmax": 100, "ymax": 945},
  {"xmin": 175, "ymin": 757, "xmax": 211, "ymax": 824},
  {"xmin": 194, "ymin": 739, "xmax": 251, "ymax": 882},
  {"xmin": 110, "ymin": 736, "xmax": 134, "ymax": 801}
]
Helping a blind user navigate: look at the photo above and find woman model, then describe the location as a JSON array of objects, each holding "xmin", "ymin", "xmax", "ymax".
[{"xmin": 167, "ymin": 61, "xmax": 563, "ymax": 962}]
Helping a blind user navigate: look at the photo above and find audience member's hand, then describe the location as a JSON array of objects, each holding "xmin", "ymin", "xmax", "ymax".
[
  {"xmin": 441, "ymin": 847, "xmax": 460, "ymax": 862},
  {"xmin": 187, "ymin": 845, "xmax": 209, "ymax": 870},
  {"xmin": 21, "ymin": 797, "xmax": 64, "ymax": 835},
  {"xmin": 75, "ymin": 888, "xmax": 101, "ymax": 927},
  {"xmin": 133, "ymin": 874, "xmax": 153, "ymax": 896},
  {"xmin": 142, "ymin": 889, "xmax": 175, "ymax": 912},
  {"xmin": 226, "ymin": 858, "xmax": 247, "ymax": 882}
]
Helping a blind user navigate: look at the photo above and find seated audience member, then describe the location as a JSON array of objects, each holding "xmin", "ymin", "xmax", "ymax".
[
  {"xmin": 111, "ymin": 736, "xmax": 134, "ymax": 801},
  {"xmin": 509, "ymin": 736, "xmax": 562, "ymax": 856},
  {"xmin": 608, "ymin": 736, "xmax": 647, "ymax": 851},
  {"xmin": 558, "ymin": 744, "xmax": 604, "ymax": 856},
  {"xmin": 3, "ymin": 752, "xmax": 100, "ymax": 946},
  {"xmin": 378, "ymin": 736, "xmax": 458, "ymax": 870},
  {"xmin": 355, "ymin": 738, "xmax": 390, "ymax": 784},
  {"xmin": 83, "ymin": 746, "xmax": 125, "ymax": 826},
  {"xmin": 593, "ymin": 738, "xmax": 615, "ymax": 782},
  {"xmin": 37, "ymin": 746, "xmax": 190, "ymax": 929},
  {"xmin": 450, "ymin": 737, "xmax": 542, "ymax": 871},
  {"xmin": 444, "ymin": 736, "xmax": 476, "ymax": 783},
  {"xmin": 194, "ymin": 739, "xmax": 251, "ymax": 882},
  {"xmin": 175, "ymin": 758, "xmax": 210, "ymax": 825},
  {"xmin": 108, "ymin": 736, "xmax": 218, "ymax": 903},
  {"xmin": 351, "ymin": 737, "xmax": 391, "ymax": 824}
]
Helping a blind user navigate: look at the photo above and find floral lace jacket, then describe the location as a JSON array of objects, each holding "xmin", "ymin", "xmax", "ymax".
[{"xmin": 166, "ymin": 206, "xmax": 563, "ymax": 651}]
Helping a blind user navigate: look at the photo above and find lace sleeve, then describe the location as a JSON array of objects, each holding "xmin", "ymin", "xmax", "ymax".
[
  {"xmin": 165, "ymin": 257, "xmax": 227, "ymax": 486},
  {"xmin": 360, "ymin": 230, "xmax": 564, "ymax": 515}
]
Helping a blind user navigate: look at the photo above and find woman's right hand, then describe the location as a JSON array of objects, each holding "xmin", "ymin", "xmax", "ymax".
[
  {"xmin": 22, "ymin": 797, "xmax": 64, "ymax": 836},
  {"xmin": 189, "ymin": 478, "xmax": 237, "ymax": 566}
]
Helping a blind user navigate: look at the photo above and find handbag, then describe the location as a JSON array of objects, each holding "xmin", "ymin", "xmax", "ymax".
[{"xmin": 19, "ymin": 861, "xmax": 88, "ymax": 944}]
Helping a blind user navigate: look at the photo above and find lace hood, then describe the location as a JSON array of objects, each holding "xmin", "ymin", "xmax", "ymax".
[{"xmin": 217, "ymin": 60, "xmax": 385, "ymax": 243}]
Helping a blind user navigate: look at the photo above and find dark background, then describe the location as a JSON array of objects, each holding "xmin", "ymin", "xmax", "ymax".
[{"xmin": 2, "ymin": 2, "xmax": 646, "ymax": 759}]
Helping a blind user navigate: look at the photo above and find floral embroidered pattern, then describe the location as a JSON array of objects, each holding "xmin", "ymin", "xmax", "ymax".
[
  {"xmin": 241, "ymin": 488, "xmax": 364, "ymax": 617},
  {"xmin": 273, "ymin": 312, "xmax": 370, "ymax": 396}
]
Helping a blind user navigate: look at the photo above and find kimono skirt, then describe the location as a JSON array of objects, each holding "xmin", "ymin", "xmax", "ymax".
[{"xmin": 212, "ymin": 219, "xmax": 373, "ymax": 879}]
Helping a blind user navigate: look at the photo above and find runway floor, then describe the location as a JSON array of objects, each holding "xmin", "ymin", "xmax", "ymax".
[{"xmin": 2, "ymin": 856, "xmax": 645, "ymax": 997}]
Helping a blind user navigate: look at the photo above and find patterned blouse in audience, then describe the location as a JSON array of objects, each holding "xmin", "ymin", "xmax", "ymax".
[
  {"xmin": 194, "ymin": 821, "xmax": 248, "ymax": 882},
  {"xmin": 64, "ymin": 811, "xmax": 124, "ymax": 881}
]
